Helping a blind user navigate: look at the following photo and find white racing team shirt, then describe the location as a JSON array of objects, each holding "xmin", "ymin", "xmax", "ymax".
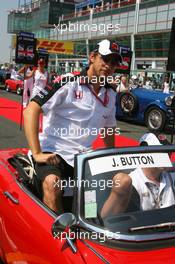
[
  {"xmin": 130, "ymin": 167, "xmax": 175, "ymax": 210},
  {"xmin": 31, "ymin": 73, "xmax": 117, "ymax": 166}
]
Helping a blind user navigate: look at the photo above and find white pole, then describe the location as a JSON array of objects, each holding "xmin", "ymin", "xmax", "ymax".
[
  {"xmin": 131, "ymin": 34, "xmax": 135, "ymax": 71},
  {"xmin": 89, "ymin": 8, "xmax": 93, "ymax": 39},
  {"xmin": 86, "ymin": 8, "xmax": 93, "ymax": 57},
  {"xmin": 55, "ymin": 17, "xmax": 61, "ymax": 72},
  {"xmin": 86, "ymin": 39, "xmax": 90, "ymax": 58},
  {"xmin": 131, "ymin": 0, "xmax": 140, "ymax": 72}
]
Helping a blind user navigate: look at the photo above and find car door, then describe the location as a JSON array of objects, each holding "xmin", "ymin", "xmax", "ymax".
[
  {"xmin": 0, "ymin": 160, "xmax": 86, "ymax": 264},
  {"xmin": 0, "ymin": 161, "xmax": 60, "ymax": 263},
  {"xmin": 0, "ymin": 160, "xmax": 16, "ymax": 249}
]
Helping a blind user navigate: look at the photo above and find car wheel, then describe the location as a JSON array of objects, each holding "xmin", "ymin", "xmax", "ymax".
[
  {"xmin": 119, "ymin": 92, "xmax": 138, "ymax": 114},
  {"xmin": 145, "ymin": 107, "xmax": 166, "ymax": 132},
  {"xmin": 16, "ymin": 86, "xmax": 22, "ymax": 95},
  {"xmin": 5, "ymin": 85, "xmax": 10, "ymax": 92}
]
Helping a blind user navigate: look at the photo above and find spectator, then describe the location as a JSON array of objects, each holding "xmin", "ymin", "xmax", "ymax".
[
  {"xmin": 105, "ymin": 2, "xmax": 111, "ymax": 10},
  {"xmin": 116, "ymin": 75, "xmax": 129, "ymax": 93},
  {"xmin": 10, "ymin": 66, "xmax": 18, "ymax": 80},
  {"xmin": 145, "ymin": 77, "xmax": 152, "ymax": 89},
  {"xmin": 163, "ymin": 77, "xmax": 170, "ymax": 94}
]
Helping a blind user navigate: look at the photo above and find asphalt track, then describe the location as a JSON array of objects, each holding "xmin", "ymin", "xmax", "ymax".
[
  {"xmin": 0, "ymin": 87, "xmax": 26, "ymax": 147},
  {"xmin": 0, "ymin": 87, "xmax": 174, "ymax": 150}
]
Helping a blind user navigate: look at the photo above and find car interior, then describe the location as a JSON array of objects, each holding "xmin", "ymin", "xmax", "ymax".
[
  {"xmin": 83, "ymin": 156, "xmax": 175, "ymax": 233},
  {"xmin": 9, "ymin": 153, "xmax": 74, "ymax": 213}
]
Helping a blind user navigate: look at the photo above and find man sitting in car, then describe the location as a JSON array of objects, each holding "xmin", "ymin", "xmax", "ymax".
[
  {"xmin": 101, "ymin": 133, "xmax": 175, "ymax": 218},
  {"xmin": 24, "ymin": 39, "xmax": 122, "ymax": 214}
]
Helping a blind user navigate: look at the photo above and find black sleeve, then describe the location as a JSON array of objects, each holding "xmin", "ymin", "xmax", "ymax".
[
  {"xmin": 31, "ymin": 82, "xmax": 62, "ymax": 107},
  {"xmin": 31, "ymin": 76, "xmax": 76, "ymax": 107}
]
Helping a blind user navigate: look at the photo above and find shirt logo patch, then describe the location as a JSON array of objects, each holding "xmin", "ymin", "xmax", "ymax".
[{"xmin": 74, "ymin": 90, "xmax": 83, "ymax": 99}]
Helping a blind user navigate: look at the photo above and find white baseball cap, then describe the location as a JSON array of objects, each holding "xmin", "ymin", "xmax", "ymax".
[
  {"xmin": 96, "ymin": 39, "xmax": 122, "ymax": 63},
  {"xmin": 139, "ymin": 133, "xmax": 170, "ymax": 146}
]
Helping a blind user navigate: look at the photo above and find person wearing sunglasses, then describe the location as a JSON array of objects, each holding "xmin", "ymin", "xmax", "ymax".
[
  {"xmin": 23, "ymin": 39, "xmax": 122, "ymax": 214},
  {"xmin": 25, "ymin": 58, "xmax": 49, "ymax": 99}
]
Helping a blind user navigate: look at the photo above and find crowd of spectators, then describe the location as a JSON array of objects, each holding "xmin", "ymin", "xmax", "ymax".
[
  {"xmin": 64, "ymin": 0, "xmax": 137, "ymax": 20},
  {"xmin": 2, "ymin": 64, "xmax": 175, "ymax": 94}
]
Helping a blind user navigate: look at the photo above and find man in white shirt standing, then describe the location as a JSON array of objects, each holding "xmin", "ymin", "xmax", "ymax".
[
  {"xmin": 163, "ymin": 77, "xmax": 170, "ymax": 94},
  {"xmin": 10, "ymin": 66, "xmax": 18, "ymax": 80},
  {"xmin": 24, "ymin": 39, "xmax": 122, "ymax": 214}
]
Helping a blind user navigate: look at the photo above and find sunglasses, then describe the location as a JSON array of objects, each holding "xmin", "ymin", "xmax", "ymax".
[{"xmin": 100, "ymin": 54, "xmax": 120, "ymax": 67}]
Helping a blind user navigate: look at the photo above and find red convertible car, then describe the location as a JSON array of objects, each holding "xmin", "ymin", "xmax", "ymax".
[
  {"xmin": 1, "ymin": 145, "xmax": 175, "ymax": 263},
  {"xmin": 5, "ymin": 76, "xmax": 23, "ymax": 95}
]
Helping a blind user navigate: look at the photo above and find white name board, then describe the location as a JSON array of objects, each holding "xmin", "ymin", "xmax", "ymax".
[{"xmin": 88, "ymin": 153, "xmax": 172, "ymax": 176}]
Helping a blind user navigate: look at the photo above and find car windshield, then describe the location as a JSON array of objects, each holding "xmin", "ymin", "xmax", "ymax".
[{"xmin": 81, "ymin": 148, "xmax": 175, "ymax": 236}]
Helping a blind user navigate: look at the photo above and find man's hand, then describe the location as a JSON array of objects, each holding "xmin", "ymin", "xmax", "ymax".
[{"xmin": 33, "ymin": 153, "xmax": 60, "ymax": 165}]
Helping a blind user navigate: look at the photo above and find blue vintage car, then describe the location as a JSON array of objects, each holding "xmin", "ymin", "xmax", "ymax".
[{"xmin": 116, "ymin": 87, "xmax": 175, "ymax": 131}]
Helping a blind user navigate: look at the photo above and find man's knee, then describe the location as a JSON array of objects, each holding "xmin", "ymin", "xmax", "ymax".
[{"xmin": 43, "ymin": 174, "xmax": 62, "ymax": 194}]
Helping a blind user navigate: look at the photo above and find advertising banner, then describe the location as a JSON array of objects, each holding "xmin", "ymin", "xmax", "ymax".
[
  {"xmin": 115, "ymin": 45, "xmax": 132, "ymax": 75},
  {"xmin": 37, "ymin": 39, "xmax": 74, "ymax": 54},
  {"xmin": 15, "ymin": 32, "xmax": 37, "ymax": 65}
]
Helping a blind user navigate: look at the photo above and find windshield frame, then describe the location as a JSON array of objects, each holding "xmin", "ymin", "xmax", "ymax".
[{"xmin": 74, "ymin": 145, "xmax": 175, "ymax": 243}]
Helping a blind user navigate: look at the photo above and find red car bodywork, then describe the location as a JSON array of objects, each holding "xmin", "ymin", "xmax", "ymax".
[
  {"xmin": 5, "ymin": 79, "xmax": 23, "ymax": 95},
  {"xmin": 0, "ymin": 149, "xmax": 85, "ymax": 264},
  {"xmin": 1, "ymin": 148, "xmax": 175, "ymax": 263}
]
